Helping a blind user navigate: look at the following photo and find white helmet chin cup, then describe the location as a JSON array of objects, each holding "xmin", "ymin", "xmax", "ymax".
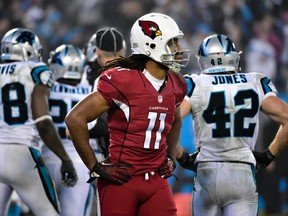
[
  {"xmin": 197, "ymin": 34, "xmax": 240, "ymax": 74},
  {"xmin": 130, "ymin": 12, "xmax": 189, "ymax": 72},
  {"xmin": 48, "ymin": 44, "xmax": 85, "ymax": 80}
]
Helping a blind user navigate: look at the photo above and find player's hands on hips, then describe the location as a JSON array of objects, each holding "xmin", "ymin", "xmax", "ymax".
[
  {"xmin": 88, "ymin": 159, "xmax": 132, "ymax": 185},
  {"xmin": 253, "ymin": 148, "xmax": 275, "ymax": 171},
  {"xmin": 158, "ymin": 156, "xmax": 176, "ymax": 179},
  {"xmin": 61, "ymin": 160, "xmax": 78, "ymax": 187},
  {"xmin": 177, "ymin": 150, "xmax": 199, "ymax": 172}
]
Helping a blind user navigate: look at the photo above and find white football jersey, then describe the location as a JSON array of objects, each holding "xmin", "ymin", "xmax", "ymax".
[
  {"xmin": 41, "ymin": 81, "xmax": 92, "ymax": 159},
  {"xmin": 185, "ymin": 72, "xmax": 277, "ymax": 165},
  {"xmin": 0, "ymin": 61, "xmax": 53, "ymax": 149}
]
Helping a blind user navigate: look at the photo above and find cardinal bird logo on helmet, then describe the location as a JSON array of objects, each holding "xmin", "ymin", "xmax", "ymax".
[{"xmin": 139, "ymin": 20, "xmax": 162, "ymax": 39}]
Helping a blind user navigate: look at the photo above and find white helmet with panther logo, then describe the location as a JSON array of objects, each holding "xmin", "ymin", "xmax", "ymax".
[
  {"xmin": 48, "ymin": 44, "xmax": 85, "ymax": 80},
  {"xmin": 197, "ymin": 34, "xmax": 241, "ymax": 74},
  {"xmin": 1, "ymin": 28, "xmax": 43, "ymax": 62}
]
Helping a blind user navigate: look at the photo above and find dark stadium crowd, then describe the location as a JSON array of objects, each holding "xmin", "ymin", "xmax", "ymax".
[{"xmin": 1, "ymin": 0, "xmax": 288, "ymax": 215}]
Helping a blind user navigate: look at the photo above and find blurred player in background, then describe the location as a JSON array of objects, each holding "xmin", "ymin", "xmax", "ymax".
[
  {"xmin": 79, "ymin": 27, "xmax": 127, "ymax": 215},
  {"xmin": 0, "ymin": 28, "xmax": 77, "ymax": 216},
  {"xmin": 81, "ymin": 27, "xmax": 126, "ymax": 90},
  {"xmin": 41, "ymin": 44, "xmax": 94, "ymax": 216},
  {"xmin": 82, "ymin": 27, "xmax": 127, "ymax": 159}
]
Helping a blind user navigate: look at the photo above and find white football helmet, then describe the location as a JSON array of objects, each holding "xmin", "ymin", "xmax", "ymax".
[
  {"xmin": 48, "ymin": 44, "xmax": 85, "ymax": 80},
  {"xmin": 197, "ymin": 34, "xmax": 241, "ymax": 74},
  {"xmin": 84, "ymin": 33, "xmax": 97, "ymax": 62},
  {"xmin": 1, "ymin": 28, "xmax": 43, "ymax": 62},
  {"xmin": 130, "ymin": 12, "xmax": 190, "ymax": 72}
]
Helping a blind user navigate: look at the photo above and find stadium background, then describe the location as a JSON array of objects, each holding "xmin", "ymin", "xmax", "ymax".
[{"xmin": 1, "ymin": 0, "xmax": 288, "ymax": 215}]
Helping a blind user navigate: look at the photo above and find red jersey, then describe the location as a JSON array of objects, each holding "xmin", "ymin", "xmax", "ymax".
[{"xmin": 97, "ymin": 67, "xmax": 187, "ymax": 175}]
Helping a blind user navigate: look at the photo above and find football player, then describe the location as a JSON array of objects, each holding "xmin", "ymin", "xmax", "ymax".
[
  {"xmin": 41, "ymin": 44, "xmax": 94, "ymax": 216},
  {"xmin": 0, "ymin": 28, "xmax": 77, "ymax": 216},
  {"xmin": 80, "ymin": 27, "xmax": 127, "ymax": 215},
  {"xmin": 81, "ymin": 27, "xmax": 127, "ymax": 158},
  {"xmin": 65, "ymin": 13, "xmax": 190, "ymax": 216},
  {"xmin": 177, "ymin": 34, "xmax": 288, "ymax": 216}
]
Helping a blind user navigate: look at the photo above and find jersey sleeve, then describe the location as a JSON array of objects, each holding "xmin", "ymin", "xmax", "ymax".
[
  {"xmin": 184, "ymin": 74, "xmax": 196, "ymax": 98},
  {"xmin": 30, "ymin": 62, "xmax": 54, "ymax": 87},
  {"xmin": 256, "ymin": 72, "xmax": 277, "ymax": 99},
  {"xmin": 97, "ymin": 68, "xmax": 130, "ymax": 106},
  {"xmin": 182, "ymin": 73, "xmax": 202, "ymax": 107},
  {"xmin": 171, "ymin": 72, "xmax": 187, "ymax": 106}
]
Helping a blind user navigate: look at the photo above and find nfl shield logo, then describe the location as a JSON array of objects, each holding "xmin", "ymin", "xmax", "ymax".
[{"xmin": 158, "ymin": 95, "xmax": 163, "ymax": 103}]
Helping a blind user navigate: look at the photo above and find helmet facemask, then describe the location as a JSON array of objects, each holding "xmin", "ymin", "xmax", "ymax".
[{"xmin": 160, "ymin": 38, "xmax": 190, "ymax": 73}]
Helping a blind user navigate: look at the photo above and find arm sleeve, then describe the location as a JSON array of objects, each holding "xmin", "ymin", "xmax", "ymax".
[{"xmin": 31, "ymin": 62, "xmax": 54, "ymax": 87}]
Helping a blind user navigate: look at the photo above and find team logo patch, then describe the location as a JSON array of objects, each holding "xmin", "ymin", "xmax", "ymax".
[
  {"xmin": 139, "ymin": 20, "xmax": 162, "ymax": 39},
  {"xmin": 16, "ymin": 32, "xmax": 35, "ymax": 46},
  {"xmin": 158, "ymin": 95, "xmax": 163, "ymax": 103},
  {"xmin": 51, "ymin": 52, "xmax": 63, "ymax": 66}
]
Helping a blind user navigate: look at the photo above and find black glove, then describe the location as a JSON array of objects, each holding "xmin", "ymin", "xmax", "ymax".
[
  {"xmin": 158, "ymin": 156, "xmax": 176, "ymax": 179},
  {"xmin": 61, "ymin": 160, "xmax": 78, "ymax": 187},
  {"xmin": 87, "ymin": 159, "xmax": 132, "ymax": 185},
  {"xmin": 253, "ymin": 148, "xmax": 275, "ymax": 171},
  {"xmin": 177, "ymin": 150, "xmax": 199, "ymax": 172}
]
